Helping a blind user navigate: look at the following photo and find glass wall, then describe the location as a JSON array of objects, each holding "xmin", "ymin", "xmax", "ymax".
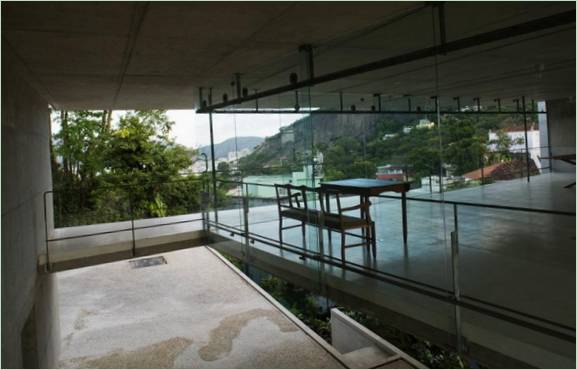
[{"xmin": 200, "ymin": 3, "xmax": 574, "ymax": 366}]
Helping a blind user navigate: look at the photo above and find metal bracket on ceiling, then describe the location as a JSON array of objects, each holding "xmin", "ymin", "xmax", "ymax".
[
  {"xmin": 430, "ymin": 95, "xmax": 438, "ymax": 110},
  {"xmin": 453, "ymin": 96, "xmax": 461, "ymax": 112},
  {"xmin": 199, "ymin": 87, "xmax": 205, "ymax": 109},
  {"xmin": 294, "ymin": 90, "xmax": 300, "ymax": 111},
  {"xmin": 373, "ymin": 93, "xmax": 382, "ymax": 112},
  {"xmin": 299, "ymin": 44, "xmax": 315, "ymax": 81},
  {"xmin": 234, "ymin": 73, "xmax": 242, "ymax": 99},
  {"xmin": 473, "ymin": 97, "xmax": 481, "ymax": 112},
  {"xmin": 513, "ymin": 98, "xmax": 520, "ymax": 112}
]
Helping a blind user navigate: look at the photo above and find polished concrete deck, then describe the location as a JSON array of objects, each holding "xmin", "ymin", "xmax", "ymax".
[
  {"xmin": 57, "ymin": 247, "xmax": 346, "ymax": 368},
  {"xmin": 47, "ymin": 173, "xmax": 575, "ymax": 367},
  {"xmin": 211, "ymin": 173, "xmax": 576, "ymax": 367}
]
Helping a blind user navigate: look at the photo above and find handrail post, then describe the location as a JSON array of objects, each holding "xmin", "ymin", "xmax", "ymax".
[
  {"xmin": 241, "ymin": 182, "xmax": 251, "ymax": 276},
  {"xmin": 43, "ymin": 191, "xmax": 51, "ymax": 273},
  {"xmin": 451, "ymin": 203, "xmax": 464, "ymax": 354},
  {"xmin": 129, "ymin": 190, "xmax": 136, "ymax": 257},
  {"xmin": 242, "ymin": 183, "xmax": 250, "ymax": 256},
  {"xmin": 522, "ymin": 96, "xmax": 531, "ymax": 182},
  {"xmin": 208, "ymin": 112, "xmax": 219, "ymax": 223},
  {"xmin": 201, "ymin": 177, "xmax": 209, "ymax": 232}
]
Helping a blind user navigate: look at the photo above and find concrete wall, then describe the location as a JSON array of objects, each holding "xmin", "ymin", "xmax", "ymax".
[
  {"xmin": 1, "ymin": 43, "xmax": 60, "ymax": 368},
  {"xmin": 546, "ymin": 98, "xmax": 576, "ymax": 173}
]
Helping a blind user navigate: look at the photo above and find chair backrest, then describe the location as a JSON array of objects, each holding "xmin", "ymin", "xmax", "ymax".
[
  {"xmin": 275, "ymin": 184, "xmax": 318, "ymax": 212},
  {"xmin": 321, "ymin": 189, "xmax": 371, "ymax": 222}
]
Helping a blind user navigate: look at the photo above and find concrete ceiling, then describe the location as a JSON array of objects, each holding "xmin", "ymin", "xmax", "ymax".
[{"xmin": 2, "ymin": 2, "xmax": 575, "ymax": 110}]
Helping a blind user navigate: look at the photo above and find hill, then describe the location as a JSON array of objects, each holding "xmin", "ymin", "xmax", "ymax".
[{"xmin": 198, "ymin": 136, "xmax": 264, "ymax": 159}]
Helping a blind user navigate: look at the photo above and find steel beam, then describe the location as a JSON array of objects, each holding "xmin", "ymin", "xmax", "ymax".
[
  {"xmin": 208, "ymin": 109, "xmax": 546, "ymax": 115},
  {"xmin": 197, "ymin": 10, "xmax": 575, "ymax": 113}
]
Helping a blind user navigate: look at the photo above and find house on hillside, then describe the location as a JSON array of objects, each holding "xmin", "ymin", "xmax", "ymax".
[{"xmin": 488, "ymin": 124, "xmax": 541, "ymax": 169}]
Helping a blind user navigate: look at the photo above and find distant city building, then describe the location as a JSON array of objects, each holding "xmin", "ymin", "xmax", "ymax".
[
  {"xmin": 242, "ymin": 165, "xmax": 321, "ymax": 198},
  {"xmin": 382, "ymin": 133, "xmax": 398, "ymax": 140},
  {"xmin": 488, "ymin": 124, "xmax": 541, "ymax": 169},
  {"xmin": 375, "ymin": 165, "xmax": 405, "ymax": 181},
  {"xmin": 416, "ymin": 119, "xmax": 435, "ymax": 129},
  {"xmin": 227, "ymin": 147, "xmax": 253, "ymax": 162}
]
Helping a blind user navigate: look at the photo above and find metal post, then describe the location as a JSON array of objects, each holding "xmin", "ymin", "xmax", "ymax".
[
  {"xmin": 43, "ymin": 191, "xmax": 51, "ymax": 272},
  {"xmin": 451, "ymin": 203, "xmax": 463, "ymax": 354},
  {"xmin": 243, "ymin": 183, "xmax": 250, "ymax": 260},
  {"xmin": 129, "ymin": 190, "xmax": 136, "ymax": 257},
  {"xmin": 208, "ymin": 112, "xmax": 219, "ymax": 223},
  {"xmin": 522, "ymin": 96, "xmax": 531, "ymax": 182}
]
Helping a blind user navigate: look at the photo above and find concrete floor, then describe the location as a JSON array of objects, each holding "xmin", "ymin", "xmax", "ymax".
[
  {"xmin": 211, "ymin": 173, "xmax": 575, "ymax": 367},
  {"xmin": 50, "ymin": 172, "xmax": 575, "ymax": 367},
  {"xmin": 216, "ymin": 173, "xmax": 575, "ymax": 327},
  {"xmin": 57, "ymin": 247, "xmax": 345, "ymax": 368}
]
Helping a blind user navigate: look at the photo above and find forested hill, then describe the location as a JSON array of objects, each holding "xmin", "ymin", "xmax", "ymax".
[
  {"xmin": 238, "ymin": 113, "xmax": 413, "ymax": 173},
  {"xmin": 198, "ymin": 136, "xmax": 264, "ymax": 159},
  {"xmin": 238, "ymin": 112, "xmax": 522, "ymax": 180}
]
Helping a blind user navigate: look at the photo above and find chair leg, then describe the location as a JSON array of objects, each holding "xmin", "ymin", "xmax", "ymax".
[
  {"xmin": 341, "ymin": 232, "xmax": 346, "ymax": 264},
  {"xmin": 279, "ymin": 218, "xmax": 283, "ymax": 246}
]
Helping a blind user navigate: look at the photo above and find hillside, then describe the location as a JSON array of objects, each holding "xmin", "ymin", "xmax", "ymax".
[
  {"xmin": 198, "ymin": 136, "xmax": 264, "ymax": 159},
  {"xmin": 238, "ymin": 113, "xmax": 413, "ymax": 173}
]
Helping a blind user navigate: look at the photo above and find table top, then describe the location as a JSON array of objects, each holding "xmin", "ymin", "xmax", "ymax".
[{"xmin": 320, "ymin": 178, "xmax": 410, "ymax": 195}]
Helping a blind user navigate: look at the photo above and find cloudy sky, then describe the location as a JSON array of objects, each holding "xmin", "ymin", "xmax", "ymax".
[
  {"xmin": 52, "ymin": 110, "xmax": 309, "ymax": 149},
  {"xmin": 166, "ymin": 110, "xmax": 308, "ymax": 148}
]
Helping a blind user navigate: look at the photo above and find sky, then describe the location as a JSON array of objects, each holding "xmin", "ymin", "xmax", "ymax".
[
  {"xmin": 166, "ymin": 110, "xmax": 308, "ymax": 148},
  {"xmin": 51, "ymin": 110, "xmax": 309, "ymax": 149}
]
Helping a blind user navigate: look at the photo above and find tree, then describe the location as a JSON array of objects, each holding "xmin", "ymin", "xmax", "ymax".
[{"xmin": 51, "ymin": 110, "xmax": 201, "ymax": 226}]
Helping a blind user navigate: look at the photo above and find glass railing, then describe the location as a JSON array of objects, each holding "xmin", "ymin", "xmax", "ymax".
[
  {"xmin": 43, "ymin": 176, "xmax": 209, "ymax": 269},
  {"xmin": 206, "ymin": 176, "xmax": 576, "ymax": 354}
]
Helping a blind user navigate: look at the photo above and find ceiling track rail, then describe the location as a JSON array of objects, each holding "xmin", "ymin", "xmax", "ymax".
[{"xmin": 197, "ymin": 10, "xmax": 575, "ymax": 113}]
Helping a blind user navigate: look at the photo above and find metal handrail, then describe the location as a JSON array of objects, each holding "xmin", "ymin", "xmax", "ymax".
[
  {"xmin": 43, "ymin": 176, "xmax": 210, "ymax": 271},
  {"xmin": 216, "ymin": 178, "xmax": 575, "ymax": 217},
  {"xmin": 209, "ymin": 178, "xmax": 576, "ymax": 345},
  {"xmin": 208, "ymin": 221, "xmax": 575, "ymax": 343}
]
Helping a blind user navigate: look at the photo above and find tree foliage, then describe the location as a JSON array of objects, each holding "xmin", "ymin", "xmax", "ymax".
[{"xmin": 51, "ymin": 110, "xmax": 203, "ymax": 226}]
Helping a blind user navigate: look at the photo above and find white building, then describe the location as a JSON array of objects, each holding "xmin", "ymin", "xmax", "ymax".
[{"xmin": 488, "ymin": 125, "xmax": 541, "ymax": 169}]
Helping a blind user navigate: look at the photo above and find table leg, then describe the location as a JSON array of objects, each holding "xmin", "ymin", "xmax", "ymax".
[
  {"xmin": 401, "ymin": 192, "xmax": 408, "ymax": 244},
  {"xmin": 360, "ymin": 195, "xmax": 366, "ymax": 239},
  {"xmin": 326, "ymin": 193, "xmax": 332, "ymax": 248}
]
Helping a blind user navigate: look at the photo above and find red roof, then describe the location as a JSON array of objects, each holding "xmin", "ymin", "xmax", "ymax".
[{"xmin": 463, "ymin": 163, "xmax": 502, "ymax": 180}]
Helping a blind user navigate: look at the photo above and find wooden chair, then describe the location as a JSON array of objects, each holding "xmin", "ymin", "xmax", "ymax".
[
  {"xmin": 319, "ymin": 190, "xmax": 376, "ymax": 262},
  {"xmin": 275, "ymin": 184, "xmax": 315, "ymax": 250},
  {"xmin": 275, "ymin": 184, "xmax": 375, "ymax": 263}
]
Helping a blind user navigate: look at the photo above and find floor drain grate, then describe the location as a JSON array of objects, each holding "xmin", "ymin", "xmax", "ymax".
[{"xmin": 129, "ymin": 256, "xmax": 167, "ymax": 269}]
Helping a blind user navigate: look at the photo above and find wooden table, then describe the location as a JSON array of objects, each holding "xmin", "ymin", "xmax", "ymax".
[{"xmin": 320, "ymin": 178, "xmax": 412, "ymax": 244}]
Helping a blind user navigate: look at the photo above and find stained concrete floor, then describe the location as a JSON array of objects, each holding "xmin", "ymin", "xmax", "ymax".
[
  {"xmin": 217, "ymin": 173, "xmax": 576, "ymax": 327},
  {"xmin": 57, "ymin": 247, "xmax": 344, "ymax": 368},
  {"xmin": 50, "ymin": 173, "xmax": 575, "ymax": 367},
  {"xmin": 211, "ymin": 173, "xmax": 575, "ymax": 367}
]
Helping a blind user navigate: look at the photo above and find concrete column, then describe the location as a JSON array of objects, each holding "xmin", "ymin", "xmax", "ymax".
[
  {"xmin": 1, "ymin": 43, "xmax": 60, "ymax": 367},
  {"xmin": 545, "ymin": 98, "xmax": 576, "ymax": 173}
]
